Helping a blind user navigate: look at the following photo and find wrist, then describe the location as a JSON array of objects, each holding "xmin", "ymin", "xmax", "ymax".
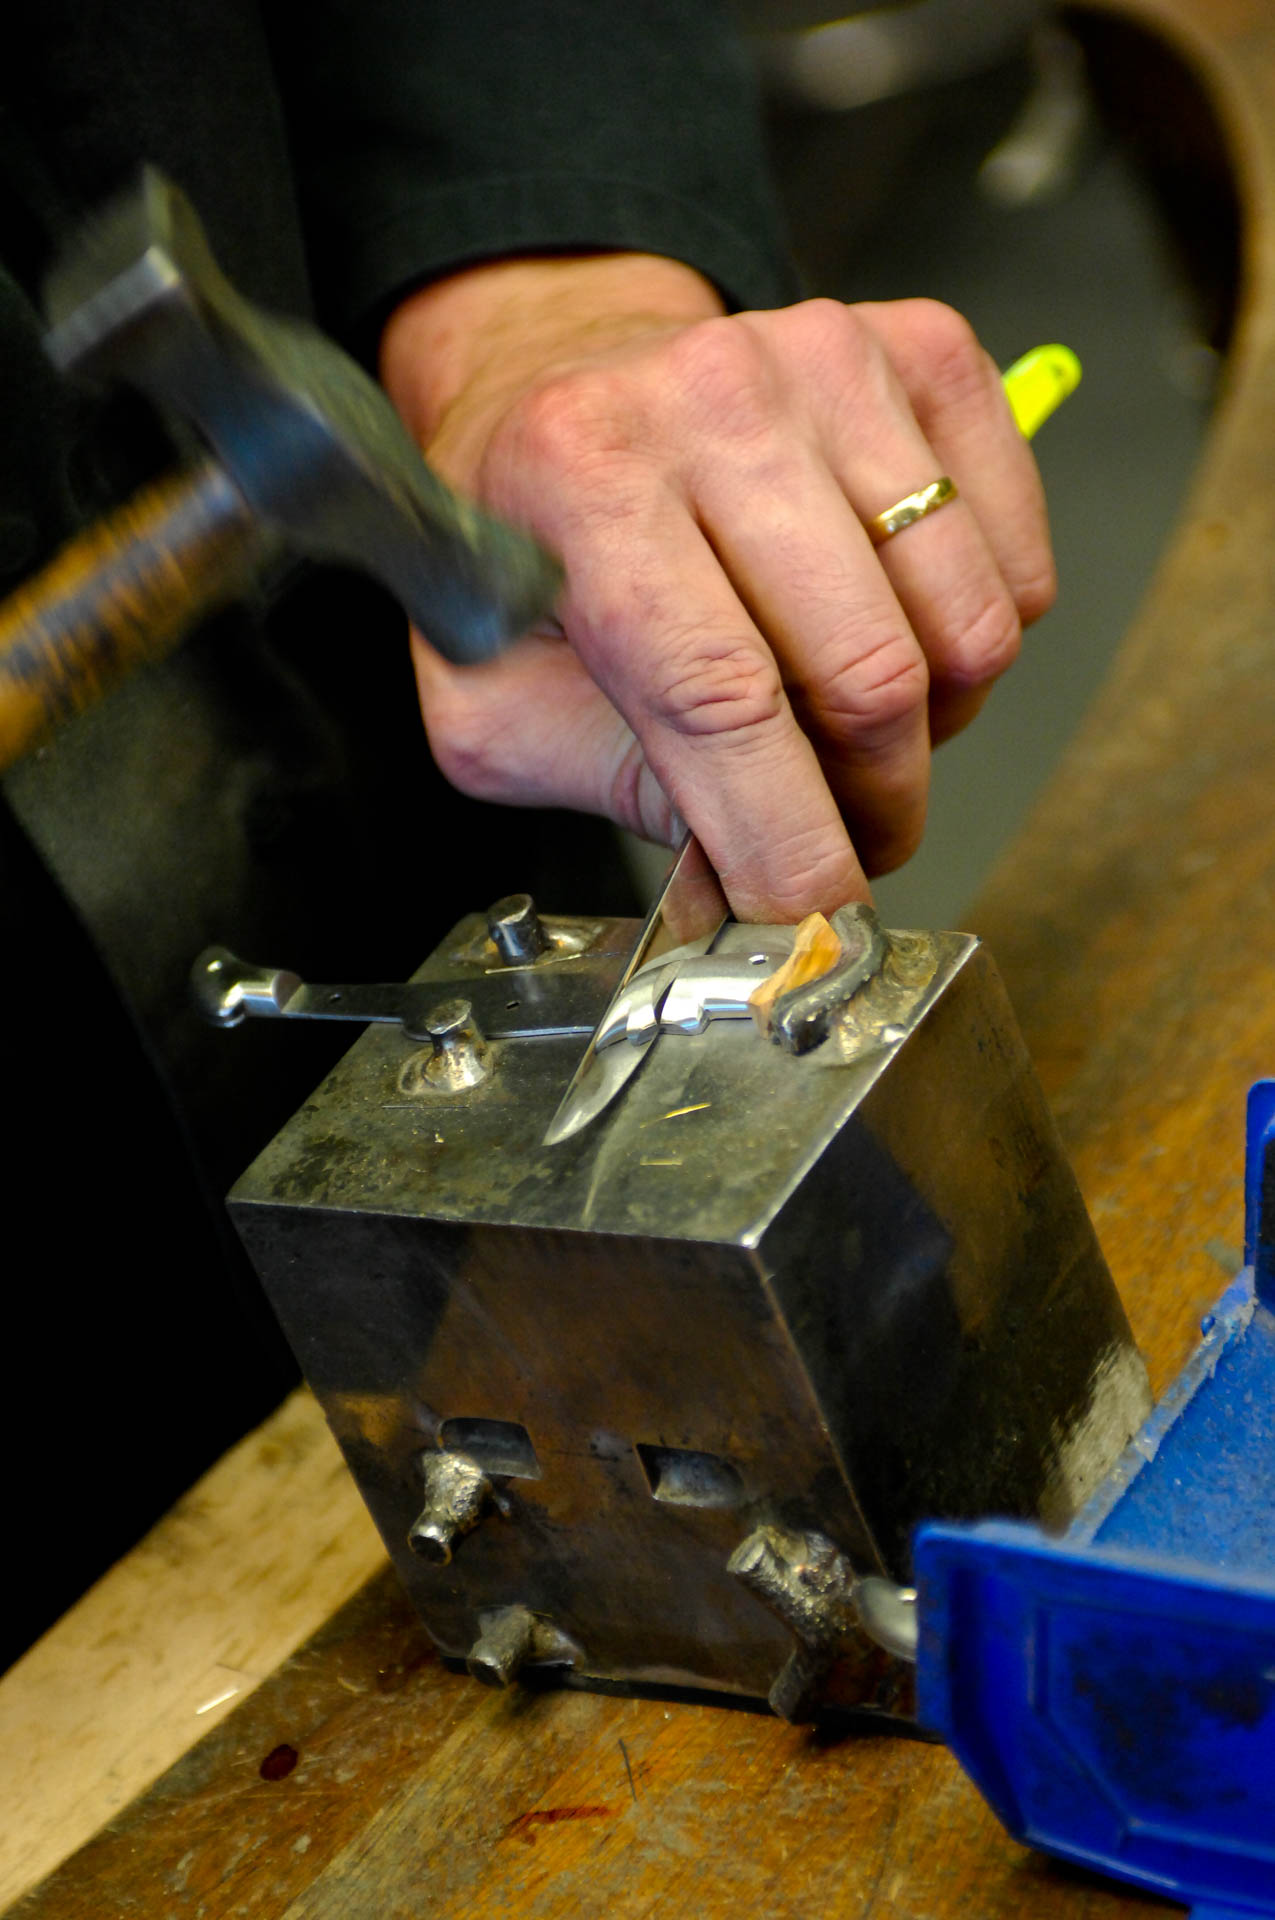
[{"xmin": 379, "ymin": 251, "xmax": 725, "ymax": 448}]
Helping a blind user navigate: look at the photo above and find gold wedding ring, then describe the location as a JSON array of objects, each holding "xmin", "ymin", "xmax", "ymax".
[{"xmin": 865, "ymin": 475, "xmax": 959, "ymax": 547}]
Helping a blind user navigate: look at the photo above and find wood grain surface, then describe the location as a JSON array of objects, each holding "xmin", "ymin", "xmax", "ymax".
[
  {"xmin": 8, "ymin": 1, "xmax": 1275, "ymax": 1913},
  {"xmin": 0, "ymin": 1390, "xmax": 385, "ymax": 1909}
]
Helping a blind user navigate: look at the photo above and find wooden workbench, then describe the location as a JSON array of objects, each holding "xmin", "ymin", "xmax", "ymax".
[{"xmin": 6, "ymin": 1, "xmax": 1275, "ymax": 1911}]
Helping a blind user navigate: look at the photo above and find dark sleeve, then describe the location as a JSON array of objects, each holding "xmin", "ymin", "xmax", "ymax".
[{"xmin": 263, "ymin": 1, "xmax": 800, "ymax": 342}]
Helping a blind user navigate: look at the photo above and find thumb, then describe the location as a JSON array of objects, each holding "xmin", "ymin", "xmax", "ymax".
[{"xmin": 410, "ymin": 626, "xmax": 678, "ymax": 844}]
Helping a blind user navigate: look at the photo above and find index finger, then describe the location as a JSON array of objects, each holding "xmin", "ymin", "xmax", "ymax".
[{"xmin": 562, "ymin": 480, "xmax": 870, "ymax": 921}]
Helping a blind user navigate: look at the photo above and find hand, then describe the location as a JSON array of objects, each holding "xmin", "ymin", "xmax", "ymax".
[{"xmin": 380, "ymin": 254, "xmax": 1055, "ymax": 922}]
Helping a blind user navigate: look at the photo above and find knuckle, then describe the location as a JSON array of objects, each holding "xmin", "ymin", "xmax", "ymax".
[
  {"xmin": 896, "ymin": 299, "xmax": 995, "ymax": 407},
  {"xmin": 511, "ymin": 369, "xmax": 626, "ymax": 472},
  {"xmin": 807, "ymin": 303, "xmax": 900, "ymax": 416},
  {"xmin": 786, "ymin": 299, "xmax": 896, "ymax": 411},
  {"xmin": 1014, "ymin": 556, "xmax": 1058, "ymax": 627},
  {"xmin": 898, "ymin": 296, "xmax": 978, "ymax": 361},
  {"xmin": 648, "ymin": 631, "xmax": 785, "ymax": 741},
  {"xmin": 785, "ymin": 296, "xmax": 860, "ymax": 363},
  {"xmin": 940, "ymin": 589, "xmax": 1023, "ymax": 688},
  {"xmin": 668, "ymin": 316, "xmax": 774, "ymax": 437},
  {"xmin": 819, "ymin": 629, "xmax": 930, "ymax": 738},
  {"xmin": 500, "ymin": 378, "xmax": 655, "ymax": 540}
]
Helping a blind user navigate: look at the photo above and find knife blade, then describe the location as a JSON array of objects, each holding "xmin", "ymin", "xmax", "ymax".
[{"xmin": 542, "ymin": 833, "xmax": 730, "ymax": 1145}]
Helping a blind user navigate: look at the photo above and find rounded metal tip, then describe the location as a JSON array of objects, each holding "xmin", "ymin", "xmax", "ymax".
[
  {"xmin": 401, "ymin": 998, "xmax": 492, "ymax": 1091},
  {"xmin": 487, "ymin": 894, "xmax": 551, "ymax": 965},
  {"xmin": 424, "ymin": 997, "xmax": 475, "ymax": 1040},
  {"xmin": 190, "ymin": 946, "xmax": 245, "ymax": 1026},
  {"xmin": 726, "ymin": 1533, "xmax": 772, "ymax": 1581},
  {"xmin": 467, "ymin": 1655, "xmax": 510, "ymax": 1688},
  {"xmin": 189, "ymin": 947, "xmax": 300, "ymax": 1027},
  {"xmin": 855, "ymin": 1578, "xmax": 919, "ymax": 1661},
  {"xmin": 407, "ymin": 1522, "xmax": 453, "ymax": 1565},
  {"xmin": 466, "ymin": 1605, "xmax": 537, "ymax": 1688}
]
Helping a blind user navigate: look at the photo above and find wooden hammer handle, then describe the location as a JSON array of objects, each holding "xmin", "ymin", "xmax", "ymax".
[{"xmin": 0, "ymin": 457, "xmax": 262, "ymax": 772}]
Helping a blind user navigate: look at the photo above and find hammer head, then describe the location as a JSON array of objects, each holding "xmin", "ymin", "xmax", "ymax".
[{"xmin": 44, "ymin": 169, "xmax": 561, "ymax": 664}]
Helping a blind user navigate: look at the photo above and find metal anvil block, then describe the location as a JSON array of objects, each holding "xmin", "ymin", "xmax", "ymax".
[{"xmin": 229, "ymin": 904, "xmax": 1150, "ymax": 1716}]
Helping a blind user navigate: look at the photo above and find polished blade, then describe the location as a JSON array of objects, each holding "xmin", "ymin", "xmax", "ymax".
[{"xmin": 543, "ymin": 833, "xmax": 729, "ymax": 1145}]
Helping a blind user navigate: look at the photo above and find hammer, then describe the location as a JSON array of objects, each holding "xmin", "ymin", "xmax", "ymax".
[{"xmin": 0, "ymin": 169, "xmax": 561, "ymax": 773}]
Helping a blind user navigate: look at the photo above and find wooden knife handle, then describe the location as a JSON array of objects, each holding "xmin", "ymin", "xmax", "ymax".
[{"xmin": 0, "ymin": 457, "xmax": 261, "ymax": 772}]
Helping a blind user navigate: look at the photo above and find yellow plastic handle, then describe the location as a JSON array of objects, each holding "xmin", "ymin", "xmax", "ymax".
[{"xmin": 1002, "ymin": 344, "xmax": 1082, "ymax": 440}]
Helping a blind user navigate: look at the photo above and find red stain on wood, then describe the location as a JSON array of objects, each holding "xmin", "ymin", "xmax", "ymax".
[
  {"xmin": 504, "ymin": 1805, "xmax": 612, "ymax": 1845},
  {"xmin": 259, "ymin": 1743, "xmax": 299, "ymax": 1781}
]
